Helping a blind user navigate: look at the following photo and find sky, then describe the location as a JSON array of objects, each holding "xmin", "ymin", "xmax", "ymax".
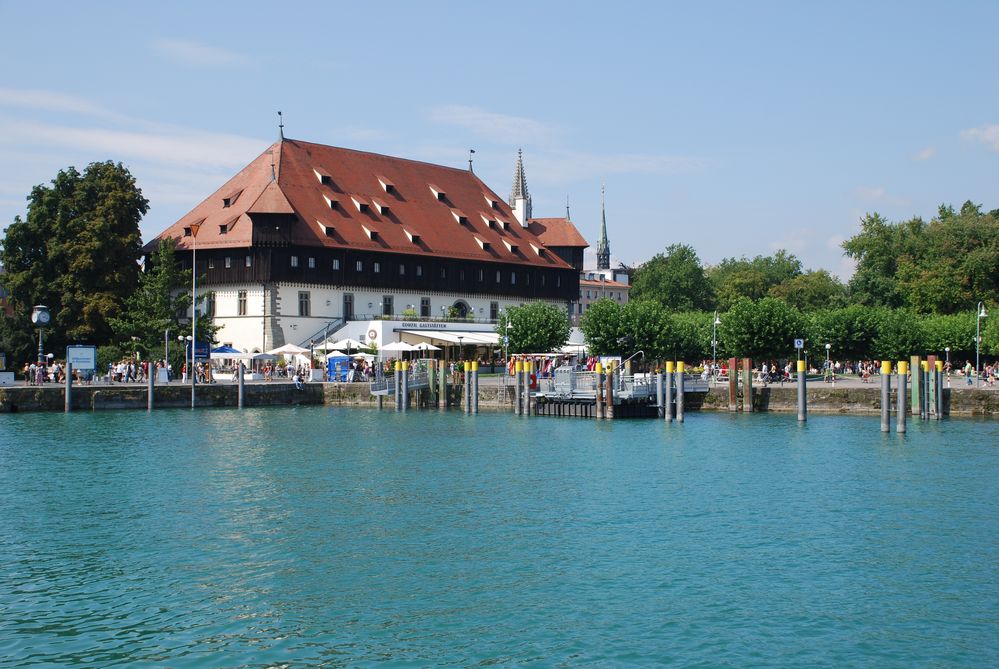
[{"xmin": 2, "ymin": 1, "xmax": 998, "ymax": 279}]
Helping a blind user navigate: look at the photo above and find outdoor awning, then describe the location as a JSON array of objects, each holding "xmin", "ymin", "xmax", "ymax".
[{"xmin": 398, "ymin": 329, "xmax": 499, "ymax": 345}]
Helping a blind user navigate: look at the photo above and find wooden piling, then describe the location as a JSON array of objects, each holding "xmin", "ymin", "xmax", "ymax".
[
  {"xmin": 881, "ymin": 360, "xmax": 892, "ymax": 432},
  {"xmin": 664, "ymin": 361, "xmax": 674, "ymax": 422},
  {"xmin": 237, "ymin": 362, "xmax": 244, "ymax": 409},
  {"xmin": 514, "ymin": 360, "xmax": 523, "ymax": 416},
  {"xmin": 897, "ymin": 361, "xmax": 907, "ymax": 434},
  {"xmin": 675, "ymin": 361, "xmax": 685, "ymax": 423},
  {"xmin": 728, "ymin": 357, "xmax": 738, "ymax": 412},
  {"xmin": 401, "ymin": 360, "xmax": 409, "ymax": 412},
  {"xmin": 65, "ymin": 362, "xmax": 73, "ymax": 413}
]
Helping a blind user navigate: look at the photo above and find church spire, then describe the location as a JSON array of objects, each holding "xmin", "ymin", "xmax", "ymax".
[
  {"xmin": 596, "ymin": 184, "xmax": 610, "ymax": 270},
  {"xmin": 509, "ymin": 148, "xmax": 532, "ymax": 226}
]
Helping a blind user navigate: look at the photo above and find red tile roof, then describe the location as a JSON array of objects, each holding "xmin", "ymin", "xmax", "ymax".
[
  {"xmin": 526, "ymin": 217, "xmax": 589, "ymax": 248},
  {"xmin": 147, "ymin": 139, "xmax": 574, "ymax": 270},
  {"xmin": 580, "ymin": 277, "xmax": 630, "ymax": 289}
]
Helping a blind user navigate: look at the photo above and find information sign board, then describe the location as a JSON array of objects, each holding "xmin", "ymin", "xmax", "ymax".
[{"xmin": 66, "ymin": 345, "xmax": 97, "ymax": 371}]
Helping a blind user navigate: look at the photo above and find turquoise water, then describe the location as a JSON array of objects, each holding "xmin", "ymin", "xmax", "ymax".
[{"xmin": 1, "ymin": 408, "xmax": 997, "ymax": 667}]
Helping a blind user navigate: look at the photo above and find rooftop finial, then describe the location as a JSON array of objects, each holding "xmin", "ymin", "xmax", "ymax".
[
  {"xmin": 468, "ymin": 148, "xmax": 476, "ymax": 173},
  {"xmin": 566, "ymin": 194, "xmax": 571, "ymax": 220},
  {"xmin": 278, "ymin": 110, "xmax": 284, "ymax": 141}
]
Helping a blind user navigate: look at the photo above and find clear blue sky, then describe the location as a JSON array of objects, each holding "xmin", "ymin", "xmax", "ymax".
[{"xmin": 2, "ymin": 1, "xmax": 998, "ymax": 279}]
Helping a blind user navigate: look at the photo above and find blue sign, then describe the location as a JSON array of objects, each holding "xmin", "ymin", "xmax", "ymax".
[{"xmin": 186, "ymin": 341, "xmax": 212, "ymax": 361}]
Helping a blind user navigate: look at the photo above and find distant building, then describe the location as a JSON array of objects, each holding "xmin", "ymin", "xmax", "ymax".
[{"xmin": 145, "ymin": 138, "xmax": 580, "ymax": 353}]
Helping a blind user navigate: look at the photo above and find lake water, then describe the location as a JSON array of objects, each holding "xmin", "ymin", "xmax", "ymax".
[{"xmin": 1, "ymin": 408, "xmax": 997, "ymax": 667}]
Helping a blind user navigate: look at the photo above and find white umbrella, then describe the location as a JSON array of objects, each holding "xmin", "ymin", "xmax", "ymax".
[
  {"xmin": 381, "ymin": 341, "xmax": 416, "ymax": 352},
  {"xmin": 324, "ymin": 349, "xmax": 348, "ymax": 358},
  {"xmin": 329, "ymin": 338, "xmax": 364, "ymax": 351},
  {"xmin": 267, "ymin": 343, "xmax": 310, "ymax": 355},
  {"xmin": 413, "ymin": 342, "xmax": 441, "ymax": 351}
]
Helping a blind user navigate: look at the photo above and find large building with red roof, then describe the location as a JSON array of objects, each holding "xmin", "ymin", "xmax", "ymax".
[{"xmin": 147, "ymin": 138, "xmax": 580, "ymax": 352}]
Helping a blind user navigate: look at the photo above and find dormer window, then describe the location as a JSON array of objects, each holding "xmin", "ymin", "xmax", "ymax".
[
  {"xmin": 501, "ymin": 219, "xmax": 511, "ymax": 230},
  {"xmin": 222, "ymin": 198, "xmax": 231, "ymax": 208},
  {"xmin": 404, "ymin": 229, "xmax": 421, "ymax": 244},
  {"xmin": 314, "ymin": 169, "xmax": 333, "ymax": 186},
  {"xmin": 481, "ymin": 213, "xmax": 498, "ymax": 228},
  {"xmin": 316, "ymin": 220, "xmax": 335, "ymax": 237},
  {"xmin": 428, "ymin": 184, "xmax": 446, "ymax": 200},
  {"xmin": 362, "ymin": 225, "xmax": 378, "ymax": 241},
  {"xmin": 530, "ymin": 243, "xmax": 547, "ymax": 258},
  {"xmin": 484, "ymin": 194, "xmax": 499, "ymax": 209},
  {"xmin": 452, "ymin": 209, "xmax": 468, "ymax": 225},
  {"xmin": 218, "ymin": 224, "xmax": 228, "ymax": 235},
  {"xmin": 377, "ymin": 176, "xmax": 395, "ymax": 193},
  {"xmin": 323, "ymin": 194, "xmax": 340, "ymax": 210},
  {"xmin": 372, "ymin": 198, "xmax": 390, "ymax": 215},
  {"xmin": 503, "ymin": 240, "xmax": 518, "ymax": 253},
  {"xmin": 475, "ymin": 237, "xmax": 490, "ymax": 250},
  {"xmin": 222, "ymin": 189, "xmax": 242, "ymax": 208},
  {"xmin": 351, "ymin": 196, "xmax": 369, "ymax": 213},
  {"xmin": 183, "ymin": 227, "xmax": 192, "ymax": 237}
]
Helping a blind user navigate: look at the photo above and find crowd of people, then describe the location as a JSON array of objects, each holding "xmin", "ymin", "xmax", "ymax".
[{"xmin": 698, "ymin": 358, "xmax": 997, "ymax": 386}]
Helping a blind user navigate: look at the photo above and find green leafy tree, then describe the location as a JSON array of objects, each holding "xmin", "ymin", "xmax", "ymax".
[
  {"xmin": 108, "ymin": 237, "xmax": 217, "ymax": 364},
  {"xmin": 921, "ymin": 313, "xmax": 975, "ymax": 358},
  {"xmin": 630, "ymin": 243, "xmax": 714, "ymax": 312},
  {"xmin": 870, "ymin": 308, "xmax": 926, "ymax": 360},
  {"xmin": 708, "ymin": 249, "xmax": 803, "ymax": 310},
  {"xmin": 769, "ymin": 270, "xmax": 846, "ymax": 311},
  {"xmin": 720, "ymin": 297, "xmax": 805, "ymax": 360},
  {"xmin": 1, "ymin": 162, "xmax": 147, "ymax": 361},
  {"xmin": 806, "ymin": 306, "xmax": 880, "ymax": 360},
  {"xmin": 579, "ymin": 298, "xmax": 625, "ymax": 356},
  {"xmin": 496, "ymin": 301, "xmax": 569, "ymax": 354}
]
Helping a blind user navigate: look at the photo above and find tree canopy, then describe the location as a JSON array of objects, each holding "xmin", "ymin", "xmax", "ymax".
[
  {"xmin": 497, "ymin": 302, "xmax": 569, "ymax": 354},
  {"xmin": 630, "ymin": 243, "xmax": 714, "ymax": 312},
  {"xmin": 1, "ymin": 162, "xmax": 147, "ymax": 361}
]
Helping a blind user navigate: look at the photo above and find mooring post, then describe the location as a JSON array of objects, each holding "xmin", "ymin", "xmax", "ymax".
[
  {"xmin": 675, "ymin": 361, "xmax": 685, "ymax": 423},
  {"xmin": 728, "ymin": 358, "xmax": 739, "ymax": 412},
  {"xmin": 401, "ymin": 360, "xmax": 409, "ymax": 412},
  {"xmin": 656, "ymin": 369, "xmax": 664, "ymax": 418},
  {"xmin": 897, "ymin": 361, "xmax": 907, "ymax": 434},
  {"xmin": 919, "ymin": 361, "xmax": 928, "ymax": 420},
  {"xmin": 594, "ymin": 362, "xmax": 604, "ymax": 420},
  {"xmin": 462, "ymin": 361, "xmax": 470, "ymax": 413},
  {"xmin": 394, "ymin": 361, "xmax": 402, "ymax": 411},
  {"xmin": 514, "ymin": 360, "xmax": 523, "ymax": 415},
  {"xmin": 65, "ymin": 362, "xmax": 73, "ymax": 413},
  {"xmin": 604, "ymin": 361, "xmax": 615, "ymax": 420},
  {"xmin": 927, "ymin": 355, "xmax": 937, "ymax": 419},
  {"xmin": 910, "ymin": 355, "xmax": 921, "ymax": 416},
  {"xmin": 935, "ymin": 360, "xmax": 943, "ymax": 420},
  {"xmin": 797, "ymin": 359, "xmax": 807, "ymax": 422},
  {"xmin": 880, "ymin": 360, "xmax": 892, "ymax": 432},
  {"xmin": 665, "ymin": 361, "xmax": 674, "ymax": 422},
  {"xmin": 524, "ymin": 360, "xmax": 533, "ymax": 416},
  {"xmin": 472, "ymin": 361, "xmax": 479, "ymax": 414},
  {"xmin": 439, "ymin": 360, "xmax": 447, "ymax": 408},
  {"xmin": 237, "ymin": 362, "xmax": 244, "ymax": 409},
  {"xmin": 742, "ymin": 358, "xmax": 753, "ymax": 412}
]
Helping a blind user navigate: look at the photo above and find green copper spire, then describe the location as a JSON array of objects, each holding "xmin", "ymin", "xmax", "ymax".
[{"xmin": 596, "ymin": 184, "xmax": 610, "ymax": 270}]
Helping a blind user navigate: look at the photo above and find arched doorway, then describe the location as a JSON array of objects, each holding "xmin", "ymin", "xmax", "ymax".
[{"xmin": 452, "ymin": 300, "xmax": 470, "ymax": 319}]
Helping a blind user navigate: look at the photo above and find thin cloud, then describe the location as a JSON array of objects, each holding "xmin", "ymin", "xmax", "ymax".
[
  {"xmin": 0, "ymin": 118, "xmax": 263, "ymax": 169},
  {"xmin": 0, "ymin": 86, "xmax": 130, "ymax": 123},
  {"xmin": 960, "ymin": 123, "xmax": 999, "ymax": 151},
  {"xmin": 151, "ymin": 38, "xmax": 249, "ymax": 67},
  {"xmin": 429, "ymin": 105, "xmax": 558, "ymax": 144},
  {"xmin": 854, "ymin": 186, "xmax": 909, "ymax": 208},
  {"xmin": 912, "ymin": 146, "xmax": 936, "ymax": 162},
  {"xmin": 530, "ymin": 149, "xmax": 705, "ymax": 184}
]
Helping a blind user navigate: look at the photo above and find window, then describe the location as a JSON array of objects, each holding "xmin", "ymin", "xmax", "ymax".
[
  {"xmin": 308, "ymin": 257, "xmax": 315, "ymax": 269},
  {"xmin": 224, "ymin": 257, "xmax": 231, "ymax": 269},
  {"xmin": 382, "ymin": 296, "xmax": 393, "ymax": 316},
  {"xmin": 218, "ymin": 224, "xmax": 227, "ymax": 235},
  {"xmin": 496, "ymin": 270, "xmax": 501, "ymax": 282},
  {"xmin": 237, "ymin": 290, "xmax": 247, "ymax": 316},
  {"xmin": 356, "ymin": 260, "xmax": 363, "ymax": 272},
  {"xmin": 245, "ymin": 256, "xmax": 252, "ymax": 268},
  {"xmin": 321, "ymin": 174, "xmax": 332, "ymax": 186},
  {"xmin": 586, "ymin": 290, "xmax": 591, "ymax": 299},
  {"xmin": 460, "ymin": 270, "xmax": 465, "ymax": 282},
  {"xmin": 223, "ymin": 198, "xmax": 231, "ymax": 208},
  {"xmin": 298, "ymin": 291, "xmax": 311, "ymax": 317},
  {"xmin": 420, "ymin": 297, "xmax": 431, "ymax": 317},
  {"xmin": 511, "ymin": 271, "xmax": 516, "ymax": 285},
  {"xmin": 290, "ymin": 255, "xmax": 299, "ymax": 268},
  {"xmin": 478, "ymin": 269, "xmax": 484, "ymax": 282},
  {"xmin": 208, "ymin": 258, "xmax": 215, "ymax": 269},
  {"xmin": 490, "ymin": 302, "xmax": 499, "ymax": 321},
  {"xmin": 441, "ymin": 267, "xmax": 447, "ymax": 279},
  {"xmin": 416, "ymin": 265, "xmax": 423, "ymax": 277},
  {"xmin": 343, "ymin": 293, "xmax": 354, "ymax": 320},
  {"xmin": 373, "ymin": 262, "xmax": 380, "ymax": 273},
  {"xmin": 206, "ymin": 293, "xmax": 216, "ymax": 317},
  {"xmin": 399, "ymin": 264, "xmax": 405, "ymax": 275},
  {"xmin": 332, "ymin": 258, "xmax": 341, "ymax": 271}
]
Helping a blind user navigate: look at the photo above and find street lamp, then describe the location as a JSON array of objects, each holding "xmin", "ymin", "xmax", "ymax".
[
  {"xmin": 945, "ymin": 346, "xmax": 951, "ymax": 387},
  {"xmin": 30, "ymin": 305, "xmax": 51, "ymax": 366},
  {"xmin": 825, "ymin": 343, "xmax": 832, "ymax": 383},
  {"xmin": 457, "ymin": 335, "xmax": 464, "ymax": 362},
  {"xmin": 504, "ymin": 316, "xmax": 513, "ymax": 387},
  {"xmin": 711, "ymin": 311, "xmax": 721, "ymax": 384},
  {"xmin": 976, "ymin": 301, "xmax": 987, "ymax": 388}
]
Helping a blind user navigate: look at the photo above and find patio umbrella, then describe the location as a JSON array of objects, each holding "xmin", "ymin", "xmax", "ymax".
[
  {"xmin": 381, "ymin": 341, "xmax": 416, "ymax": 352},
  {"xmin": 328, "ymin": 338, "xmax": 365, "ymax": 353},
  {"xmin": 412, "ymin": 342, "xmax": 441, "ymax": 351},
  {"xmin": 323, "ymin": 349, "xmax": 348, "ymax": 358},
  {"xmin": 267, "ymin": 343, "xmax": 310, "ymax": 356}
]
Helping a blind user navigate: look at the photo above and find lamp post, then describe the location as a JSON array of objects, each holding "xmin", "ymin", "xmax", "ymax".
[
  {"xmin": 976, "ymin": 301, "xmax": 987, "ymax": 388},
  {"xmin": 457, "ymin": 335, "xmax": 464, "ymax": 362},
  {"xmin": 179, "ymin": 335, "xmax": 192, "ymax": 384},
  {"xmin": 164, "ymin": 328, "xmax": 170, "ymax": 370},
  {"xmin": 825, "ymin": 343, "xmax": 832, "ymax": 383},
  {"xmin": 189, "ymin": 222, "xmax": 201, "ymax": 409},
  {"xmin": 504, "ymin": 316, "xmax": 513, "ymax": 387},
  {"xmin": 945, "ymin": 346, "xmax": 951, "ymax": 387},
  {"xmin": 711, "ymin": 311, "xmax": 721, "ymax": 384},
  {"xmin": 30, "ymin": 305, "xmax": 51, "ymax": 366}
]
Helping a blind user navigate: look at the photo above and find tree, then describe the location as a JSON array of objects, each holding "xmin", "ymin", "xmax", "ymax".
[
  {"xmin": 806, "ymin": 306, "xmax": 880, "ymax": 361},
  {"xmin": 579, "ymin": 298, "xmax": 624, "ymax": 356},
  {"xmin": 769, "ymin": 270, "xmax": 846, "ymax": 311},
  {"xmin": 720, "ymin": 297, "xmax": 805, "ymax": 360},
  {"xmin": 870, "ymin": 308, "xmax": 926, "ymax": 360},
  {"xmin": 708, "ymin": 249, "xmax": 803, "ymax": 310},
  {"xmin": 1, "ymin": 162, "xmax": 147, "ymax": 361},
  {"xmin": 496, "ymin": 302, "xmax": 569, "ymax": 354},
  {"xmin": 630, "ymin": 243, "xmax": 714, "ymax": 311},
  {"xmin": 108, "ymin": 236, "xmax": 217, "ymax": 364}
]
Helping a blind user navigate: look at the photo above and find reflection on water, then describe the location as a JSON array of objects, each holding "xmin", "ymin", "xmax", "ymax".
[{"xmin": 1, "ymin": 408, "xmax": 998, "ymax": 667}]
